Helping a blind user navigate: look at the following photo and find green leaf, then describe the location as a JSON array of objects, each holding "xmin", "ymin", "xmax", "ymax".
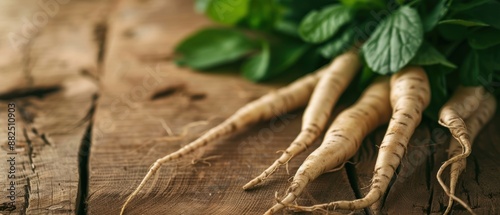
[
  {"xmin": 206, "ymin": 0, "xmax": 250, "ymax": 25},
  {"xmin": 468, "ymin": 28, "xmax": 500, "ymax": 49},
  {"xmin": 460, "ymin": 51, "xmax": 482, "ymax": 86},
  {"xmin": 410, "ymin": 42, "xmax": 456, "ymax": 68},
  {"xmin": 358, "ymin": 65, "xmax": 377, "ymax": 90},
  {"xmin": 476, "ymin": 54, "xmax": 495, "ymax": 87},
  {"xmin": 438, "ymin": 19, "xmax": 489, "ymax": 27},
  {"xmin": 269, "ymin": 42, "xmax": 309, "ymax": 73},
  {"xmin": 340, "ymin": 0, "xmax": 385, "ymax": 10},
  {"xmin": 175, "ymin": 28, "xmax": 256, "ymax": 69},
  {"xmin": 423, "ymin": 0, "xmax": 452, "ymax": 32},
  {"xmin": 478, "ymin": 44, "xmax": 500, "ymax": 70},
  {"xmin": 424, "ymin": 66, "xmax": 449, "ymax": 121},
  {"xmin": 437, "ymin": 24, "xmax": 468, "ymax": 41},
  {"xmin": 319, "ymin": 28, "xmax": 356, "ymax": 58},
  {"xmin": 242, "ymin": 42, "xmax": 271, "ymax": 81},
  {"xmin": 464, "ymin": 1, "xmax": 500, "ymax": 29},
  {"xmin": 244, "ymin": 0, "xmax": 278, "ymax": 29},
  {"xmin": 299, "ymin": 5, "xmax": 353, "ymax": 43},
  {"xmin": 450, "ymin": 0, "xmax": 492, "ymax": 13},
  {"xmin": 272, "ymin": 0, "xmax": 335, "ymax": 36},
  {"xmin": 242, "ymin": 40, "xmax": 309, "ymax": 82},
  {"xmin": 362, "ymin": 6, "xmax": 423, "ymax": 75},
  {"xmin": 195, "ymin": 0, "xmax": 212, "ymax": 12}
]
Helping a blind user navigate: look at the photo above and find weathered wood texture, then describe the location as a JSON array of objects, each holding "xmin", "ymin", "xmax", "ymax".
[
  {"xmin": 87, "ymin": 1, "xmax": 356, "ymax": 214},
  {"xmin": 0, "ymin": 0, "xmax": 111, "ymax": 214},
  {"xmin": 1, "ymin": 0, "xmax": 499, "ymax": 215}
]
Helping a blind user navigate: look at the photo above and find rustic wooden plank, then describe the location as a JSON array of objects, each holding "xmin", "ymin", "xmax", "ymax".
[
  {"xmin": 87, "ymin": 0, "xmax": 357, "ymax": 214},
  {"xmin": 379, "ymin": 124, "xmax": 436, "ymax": 214},
  {"xmin": 353, "ymin": 115, "xmax": 500, "ymax": 215},
  {"xmin": 430, "ymin": 112, "xmax": 500, "ymax": 214},
  {"xmin": 0, "ymin": 0, "xmax": 111, "ymax": 214},
  {"xmin": 0, "ymin": 0, "xmax": 39, "ymax": 95},
  {"xmin": 345, "ymin": 124, "xmax": 435, "ymax": 214}
]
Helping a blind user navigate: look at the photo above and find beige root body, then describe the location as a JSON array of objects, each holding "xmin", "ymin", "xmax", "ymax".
[
  {"xmin": 265, "ymin": 76, "xmax": 392, "ymax": 214},
  {"xmin": 438, "ymin": 88, "xmax": 496, "ymax": 215},
  {"xmin": 244, "ymin": 49, "xmax": 361, "ymax": 190},
  {"xmin": 290, "ymin": 66, "xmax": 430, "ymax": 213},
  {"xmin": 120, "ymin": 68, "xmax": 327, "ymax": 214}
]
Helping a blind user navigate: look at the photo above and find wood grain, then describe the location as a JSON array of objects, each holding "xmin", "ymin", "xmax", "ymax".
[
  {"xmin": 0, "ymin": 0, "xmax": 111, "ymax": 214},
  {"xmin": 1, "ymin": 0, "xmax": 499, "ymax": 215},
  {"xmin": 87, "ymin": 1, "xmax": 356, "ymax": 214}
]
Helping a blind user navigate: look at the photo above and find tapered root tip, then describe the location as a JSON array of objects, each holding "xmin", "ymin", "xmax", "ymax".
[
  {"xmin": 243, "ymin": 161, "xmax": 284, "ymax": 190},
  {"xmin": 242, "ymin": 178, "xmax": 261, "ymax": 190},
  {"xmin": 263, "ymin": 191, "xmax": 298, "ymax": 214},
  {"xmin": 264, "ymin": 203, "xmax": 285, "ymax": 215},
  {"xmin": 444, "ymin": 198, "xmax": 453, "ymax": 215},
  {"xmin": 120, "ymin": 162, "xmax": 163, "ymax": 215}
]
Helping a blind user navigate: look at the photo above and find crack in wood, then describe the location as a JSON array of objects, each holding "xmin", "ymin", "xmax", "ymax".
[
  {"xmin": 426, "ymin": 188, "xmax": 434, "ymax": 215},
  {"xmin": 17, "ymin": 103, "xmax": 35, "ymax": 123},
  {"xmin": 345, "ymin": 163, "xmax": 372, "ymax": 215},
  {"xmin": 151, "ymin": 84, "xmax": 208, "ymax": 101},
  {"xmin": 151, "ymin": 84, "xmax": 185, "ymax": 100},
  {"xmin": 472, "ymin": 155, "xmax": 481, "ymax": 184},
  {"xmin": 21, "ymin": 178, "xmax": 31, "ymax": 215},
  {"xmin": 0, "ymin": 86, "xmax": 62, "ymax": 101},
  {"xmin": 423, "ymin": 121, "xmax": 438, "ymax": 214},
  {"xmin": 22, "ymin": 128, "xmax": 36, "ymax": 173},
  {"xmin": 94, "ymin": 22, "xmax": 108, "ymax": 64},
  {"xmin": 76, "ymin": 93, "xmax": 98, "ymax": 215},
  {"xmin": 39, "ymin": 133, "xmax": 54, "ymax": 147}
]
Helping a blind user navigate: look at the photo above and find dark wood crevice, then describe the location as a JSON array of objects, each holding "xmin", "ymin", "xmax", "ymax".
[
  {"xmin": 0, "ymin": 86, "xmax": 61, "ymax": 101},
  {"xmin": 76, "ymin": 15, "xmax": 109, "ymax": 214},
  {"xmin": 345, "ymin": 163, "xmax": 372, "ymax": 215},
  {"xmin": 76, "ymin": 93, "xmax": 99, "ymax": 215},
  {"xmin": 21, "ymin": 178, "xmax": 31, "ymax": 215},
  {"xmin": 94, "ymin": 22, "xmax": 108, "ymax": 65},
  {"xmin": 22, "ymin": 128, "xmax": 36, "ymax": 173}
]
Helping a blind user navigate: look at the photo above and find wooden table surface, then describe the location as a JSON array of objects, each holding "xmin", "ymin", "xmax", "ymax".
[{"xmin": 0, "ymin": 0, "xmax": 499, "ymax": 214}]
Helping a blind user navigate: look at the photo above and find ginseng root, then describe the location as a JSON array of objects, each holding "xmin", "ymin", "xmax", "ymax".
[
  {"xmin": 438, "ymin": 88, "xmax": 496, "ymax": 215},
  {"xmin": 265, "ymin": 76, "xmax": 392, "ymax": 214},
  {"xmin": 244, "ymin": 49, "xmax": 361, "ymax": 190},
  {"xmin": 120, "ymin": 68, "xmax": 326, "ymax": 214},
  {"xmin": 289, "ymin": 66, "xmax": 430, "ymax": 213}
]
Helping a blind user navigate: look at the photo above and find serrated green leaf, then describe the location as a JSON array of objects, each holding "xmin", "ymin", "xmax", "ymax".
[
  {"xmin": 319, "ymin": 28, "xmax": 355, "ymax": 58},
  {"xmin": 468, "ymin": 28, "xmax": 500, "ymax": 49},
  {"xmin": 438, "ymin": 19, "xmax": 489, "ymax": 27},
  {"xmin": 411, "ymin": 42, "xmax": 456, "ymax": 68},
  {"xmin": 175, "ymin": 28, "xmax": 255, "ymax": 69},
  {"xmin": 206, "ymin": 0, "xmax": 250, "ymax": 25},
  {"xmin": 423, "ymin": 0, "xmax": 452, "ymax": 32},
  {"xmin": 299, "ymin": 5, "xmax": 353, "ymax": 43},
  {"xmin": 362, "ymin": 6, "xmax": 423, "ymax": 75}
]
